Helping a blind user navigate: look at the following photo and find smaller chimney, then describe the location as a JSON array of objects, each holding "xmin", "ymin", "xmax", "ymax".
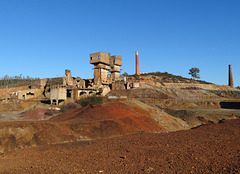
[
  {"xmin": 228, "ymin": 64, "xmax": 234, "ymax": 87},
  {"xmin": 136, "ymin": 51, "xmax": 140, "ymax": 76}
]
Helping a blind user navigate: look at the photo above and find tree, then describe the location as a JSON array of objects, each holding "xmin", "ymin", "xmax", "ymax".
[
  {"xmin": 120, "ymin": 72, "xmax": 128, "ymax": 77},
  {"xmin": 189, "ymin": 67, "xmax": 200, "ymax": 79}
]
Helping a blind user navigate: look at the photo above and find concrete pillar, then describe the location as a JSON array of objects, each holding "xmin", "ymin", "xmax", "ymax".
[
  {"xmin": 228, "ymin": 64, "xmax": 234, "ymax": 87},
  {"xmin": 73, "ymin": 88, "xmax": 79, "ymax": 100},
  {"xmin": 136, "ymin": 51, "xmax": 140, "ymax": 76}
]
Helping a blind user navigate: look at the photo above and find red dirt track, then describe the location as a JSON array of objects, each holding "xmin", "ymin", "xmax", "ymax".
[{"xmin": 0, "ymin": 119, "xmax": 239, "ymax": 173}]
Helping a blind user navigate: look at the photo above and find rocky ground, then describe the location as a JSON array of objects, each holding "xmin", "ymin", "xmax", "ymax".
[
  {"xmin": 0, "ymin": 118, "xmax": 239, "ymax": 173},
  {"xmin": 1, "ymin": 100, "xmax": 239, "ymax": 153}
]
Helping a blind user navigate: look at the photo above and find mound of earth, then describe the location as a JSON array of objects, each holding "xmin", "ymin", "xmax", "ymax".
[
  {"xmin": 0, "ymin": 121, "xmax": 80, "ymax": 153},
  {"xmin": 51, "ymin": 102, "xmax": 162, "ymax": 132},
  {"xmin": 0, "ymin": 118, "xmax": 239, "ymax": 173},
  {"xmin": 1, "ymin": 99, "xmax": 239, "ymax": 154},
  {"xmin": 0, "ymin": 102, "xmax": 167, "ymax": 153},
  {"xmin": 50, "ymin": 102, "xmax": 165, "ymax": 138}
]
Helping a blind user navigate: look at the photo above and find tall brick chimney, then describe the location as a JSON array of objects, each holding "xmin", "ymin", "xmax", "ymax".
[
  {"xmin": 136, "ymin": 51, "xmax": 140, "ymax": 76},
  {"xmin": 228, "ymin": 64, "xmax": 234, "ymax": 87}
]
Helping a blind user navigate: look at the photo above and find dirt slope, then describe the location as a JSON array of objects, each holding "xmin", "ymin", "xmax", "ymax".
[
  {"xmin": 0, "ymin": 118, "xmax": 239, "ymax": 173},
  {"xmin": 1, "ymin": 99, "xmax": 238, "ymax": 154},
  {"xmin": 51, "ymin": 102, "xmax": 165, "ymax": 139},
  {"xmin": 51, "ymin": 102, "xmax": 163, "ymax": 132},
  {"xmin": 0, "ymin": 102, "xmax": 166, "ymax": 153},
  {"xmin": 0, "ymin": 121, "xmax": 80, "ymax": 153}
]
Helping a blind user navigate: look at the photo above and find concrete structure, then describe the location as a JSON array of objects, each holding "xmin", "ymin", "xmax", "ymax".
[
  {"xmin": 90, "ymin": 52, "xmax": 111, "ymax": 85},
  {"xmin": 131, "ymin": 82, "xmax": 140, "ymax": 88},
  {"xmin": 136, "ymin": 51, "xmax": 140, "ymax": 76},
  {"xmin": 65, "ymin": 69, "xmax": 73, "ymax": 86},
  {"xmin": 110, "ymin": 55, "xmax": 122, "ymax": 81},
  {"xmin": 90, "ymin": 52, "xmax": 122, "ymax": 85},
  {"xmin": 17, "ymin": 89, "xmax": 39, "ymax": 100},
  {"xmin": 229, "ymin": 64, "xmax": 234, "ymax": 87},
  {"xmin": 50, "ymin": 87, "xmax": 66, "ymax": 105},
  {"xmin": 44, "ymin": 51, "xmax": 123, "ymax": 105},
  {"xmin": 7, "ymin": 52, "xmax": 124, "ymax": 105}
]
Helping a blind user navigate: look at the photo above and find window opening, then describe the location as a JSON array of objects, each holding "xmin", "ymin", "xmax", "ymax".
[{"xmin": 67, "ymin": 89, "xmax": 72, "ymax": 98}]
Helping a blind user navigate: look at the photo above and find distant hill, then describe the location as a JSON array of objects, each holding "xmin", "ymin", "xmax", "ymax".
[{"xmin": 126, "ymin": 71, "xmax": 212, "ymax": 84}]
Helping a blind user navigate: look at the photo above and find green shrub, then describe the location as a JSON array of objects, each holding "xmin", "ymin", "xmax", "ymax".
[{"xmin": 77, "ymin": 95, "xmax": 103, "ymax": 107}]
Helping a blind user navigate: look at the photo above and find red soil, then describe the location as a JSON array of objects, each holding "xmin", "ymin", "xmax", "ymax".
[
  {"xmin": 0, "ymin": 102, "xmax": 165, "ymax": 154},
  {"xmin": 0, "ymin": 119, "xmax": 239, "ymax": 173},
  {"xmin": 21, "ymin": 109, "xmax": 47, "ymax": 120},
  {"xmin": 51, "ymin": 102, "xmax": 164, "ymax": 134}
]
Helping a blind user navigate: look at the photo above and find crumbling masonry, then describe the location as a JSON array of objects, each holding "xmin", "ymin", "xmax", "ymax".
[{"xmin": 7, "ymin": 52, "xmax": 135, "ymax": 105}]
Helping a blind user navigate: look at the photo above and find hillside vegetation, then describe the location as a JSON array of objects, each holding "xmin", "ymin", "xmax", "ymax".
[{"xmin": 0, "ymin": 75, "xmax": 39, "ymax": 87}]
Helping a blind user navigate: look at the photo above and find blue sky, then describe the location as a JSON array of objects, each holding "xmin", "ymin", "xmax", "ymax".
[{"xmin": 0, "ymin": 0, "xmax": 239, "ymax": 86}]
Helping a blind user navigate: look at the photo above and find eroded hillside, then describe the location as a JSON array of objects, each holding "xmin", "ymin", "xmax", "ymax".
[
  {"xmin": 0, "ymin": 101, "xmax": 165, "ymax": 153},
  {"xmin": 1, "ymin": 73, "xmax": 240, "ymax": 154},
  {"xmin": 1, "ymin": 97, "xmax": 240, "ymax": 154}
]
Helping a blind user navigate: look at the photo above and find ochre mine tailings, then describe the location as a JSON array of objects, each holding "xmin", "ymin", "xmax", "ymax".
[
  {"xmin": 0, "ymin": 118, "xmax": 239, "ymax": 173},
  {"xmin": 0, "ymin": 102, "xmax": 165, "ymax": 153}
]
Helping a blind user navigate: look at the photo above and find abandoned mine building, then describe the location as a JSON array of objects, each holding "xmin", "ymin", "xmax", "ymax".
[{"xmin": 3, "ymin": 52, "xmax": 139, "ymax": 105}]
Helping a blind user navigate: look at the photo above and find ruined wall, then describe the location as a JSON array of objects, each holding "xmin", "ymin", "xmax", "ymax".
[
  {"xmin": 112, "ymin": 81, "xmax": 126, "ymax": 90},
  {"xmin": 111, "ymin": 72, "xmax": 120, "ymax": 81},
  {"xmin": 111, "ymin": 65, "xmax": 121, "ymax": 72},
  {"xmin": 40, "ymin": 79, "xmax": 47, "ymax": 89},
  {"xmin": 17, "ymin": 89, "xmax": 41, "ymax": 100},
  {"xmin": 65, "ymin": 69, "xmax": 73, "ymax": 86},
  {"xmin": 50, "ymin": 88, "xmax": 66, "ymax": 101},
  {"xmin": 93, "ymin": 64, "xmax": 111, "ymax": 84},
  {"xmin": 75, "ymin": 77, "xmax": 85, "ymax": 88}
]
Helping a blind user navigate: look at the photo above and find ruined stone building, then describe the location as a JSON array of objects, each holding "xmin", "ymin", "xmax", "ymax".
[
  {"xmin": 6, "ymin": 52, "xmax": 131, "ymax": 105},
  {"xmin": 43, "ymin": 69, "xmax": 96, "ymax": 105}
]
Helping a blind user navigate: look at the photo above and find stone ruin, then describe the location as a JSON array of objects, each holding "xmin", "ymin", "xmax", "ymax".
[{"xmin": 5, "ymin": 52, "xmax": 139, "ymax": 105}]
